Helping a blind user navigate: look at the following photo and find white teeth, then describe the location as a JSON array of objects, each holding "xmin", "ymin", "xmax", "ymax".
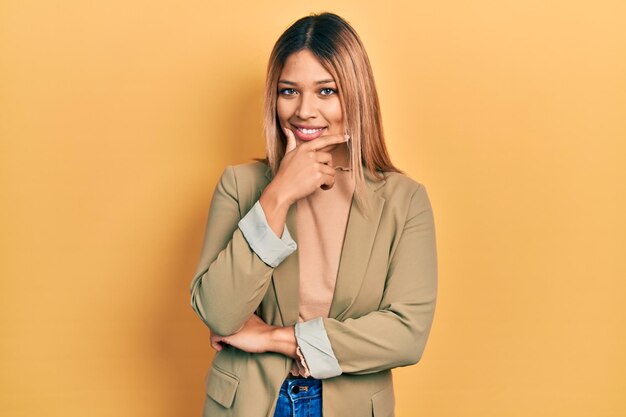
[{"xmin": 298, "ymin": 128, "xmax": 323, "ymax": 134}]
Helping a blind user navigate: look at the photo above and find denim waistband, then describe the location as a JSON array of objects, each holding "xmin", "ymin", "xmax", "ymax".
[{"xmin": 279, "ymin": 377, "xmax": 322, "ymax": 398}]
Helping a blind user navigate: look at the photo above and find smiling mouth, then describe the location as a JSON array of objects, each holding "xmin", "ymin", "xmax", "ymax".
[
  {"xmin": 292, "ymin": 126, "xmax": 327, "ymax": 141},
  {"xmin": 297, "ymin": 127, "xmax": 325, "ymax": 134}
]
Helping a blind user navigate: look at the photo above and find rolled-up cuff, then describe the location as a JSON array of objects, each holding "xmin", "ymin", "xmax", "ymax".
[
  {"xmin": 238, "ymin": 200, "xmax": 297, "ymax": 268},
  {"xmin": 290, "ymin": 346, "xmax": 311, "ymax": 378},
  {"xmin": 295, "ymin": 317, "xmax": 342, "ymax": 379}
]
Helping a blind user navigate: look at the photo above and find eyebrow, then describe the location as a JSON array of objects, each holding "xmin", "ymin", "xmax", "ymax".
[{"xmin": 278, "ymin": 79, "xmax": 336, "ymax": 85}]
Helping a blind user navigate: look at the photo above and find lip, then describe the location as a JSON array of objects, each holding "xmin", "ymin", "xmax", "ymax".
[{"xmin": 291, "ymin": 125, "xmax": 327, "ymax": 141}]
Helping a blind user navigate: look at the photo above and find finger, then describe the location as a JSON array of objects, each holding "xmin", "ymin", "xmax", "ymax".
[
  {"xmin": 319, "ymin": 163, "xmax": 337, "ymax": 177},
  {"xmin": 210, "ymin": 337, "xmax": 223, "ymax": 351},
  {"xmin": 306, "ymin": 133, "xmax": 349, "ymax": 152},
  {"xmin": 318, "ymin": 164, "xmax": 336, "ymax": 187},
  {"xmin": 319, "ymin": 172, "xmax": 336, "ymax": 190},
  {"xmin": 283, "ymin": 128, "xmax": 297, "ymax": 153},
  {"xmin": 314, "ymin": 151, "xmax": 332, "ymax": 166}
]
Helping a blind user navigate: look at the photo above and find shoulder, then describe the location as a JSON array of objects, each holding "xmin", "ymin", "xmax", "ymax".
[
  {"xmin": 228, "ymin": 160, "xmax": 269, "ymax": 178},
  {"xmin": 375, "ymin": 171, "xmax": 433, "ymax": 217},
  {"xmin": 377, "ymin": 171, "xmax": 426, "ymax": 198},
  {"xmin": 218, "ymin": 160, "xmax": 270, "ymax": 196}
]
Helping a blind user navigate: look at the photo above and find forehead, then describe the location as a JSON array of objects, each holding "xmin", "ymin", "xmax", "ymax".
[{"xmin": 279, "ymin": 49, "xmax": 335, "ymax": 83}]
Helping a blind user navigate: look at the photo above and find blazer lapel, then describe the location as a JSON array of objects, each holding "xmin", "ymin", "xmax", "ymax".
[
  {"xmin": 263, "ymin": 165, "xmax": 386, "ymax": 325},
  {"xmin": 329, "ymin": 169, "xmax": 386, "ymax": 319}
]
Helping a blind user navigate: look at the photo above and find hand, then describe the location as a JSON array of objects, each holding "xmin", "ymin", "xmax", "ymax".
[
  {"xmin": 271, "ymin": 127, "xmax": 349, "ymax": 204},
  {"xmin": 210, "ymin": 314, "xmax": 273, "ymax": 354}
]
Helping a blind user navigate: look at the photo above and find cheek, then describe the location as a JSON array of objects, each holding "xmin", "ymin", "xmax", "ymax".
[
  {"xmin": 276, "ymin": 99, "xmax": 292, "ymax": 122},
  {"xmin": 325, "ymin": 98, "xmax": 343, "ymax": 121},
  {"xmin": 326, "ymin": 103, "xmax": 343, "ymax": 124}
]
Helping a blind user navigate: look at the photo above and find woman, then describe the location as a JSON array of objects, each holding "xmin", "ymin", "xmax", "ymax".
[{"xmin": 190, "ymin": 12, "xmax": 437, "ymax": 417}]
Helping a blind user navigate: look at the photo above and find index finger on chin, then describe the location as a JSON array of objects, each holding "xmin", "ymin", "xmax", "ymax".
[{"xmin": 309, "ymin": 134, "xmax": 349, "ymax": 151}]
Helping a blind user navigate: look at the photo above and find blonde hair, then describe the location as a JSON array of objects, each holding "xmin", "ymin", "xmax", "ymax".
[{"xmin": 260, "ymin": 12, "xmax": 401, "ymax": 214}]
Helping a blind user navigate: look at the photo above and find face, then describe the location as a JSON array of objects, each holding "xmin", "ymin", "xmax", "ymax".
[{"xmin": 276, "ymin": 49, "xmax": 345, "ymax": 155}]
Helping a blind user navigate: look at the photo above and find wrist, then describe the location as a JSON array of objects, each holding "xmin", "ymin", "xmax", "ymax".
[
  {"xmin": 268, "ymin": 326, "xmax": 298, "ymax": 359},
  {"xmin": 261, "ymin": 181, "xmax": 292, "ymax": 211}
]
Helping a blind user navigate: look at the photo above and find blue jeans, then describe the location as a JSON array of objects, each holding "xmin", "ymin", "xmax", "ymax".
[{"xmin": 273, "ymin": 378, "xmax": 322, "ymax": 417}]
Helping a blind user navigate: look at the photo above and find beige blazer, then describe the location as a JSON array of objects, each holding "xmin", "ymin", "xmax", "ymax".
[{"xmin": 190, "ymin": 161, "xmax": 437, "ymax": 417}]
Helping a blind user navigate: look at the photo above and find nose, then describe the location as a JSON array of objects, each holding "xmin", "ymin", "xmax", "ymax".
[{"xmin": 295, "ymin": 92, "xmax": 316, "ymax": 119}]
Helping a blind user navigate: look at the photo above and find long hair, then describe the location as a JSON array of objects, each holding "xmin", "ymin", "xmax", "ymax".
[{"xmin": 260, "ymin": 12, "xmax": 401, "ymax": 213}]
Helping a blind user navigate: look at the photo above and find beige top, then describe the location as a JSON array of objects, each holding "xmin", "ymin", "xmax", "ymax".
[{"xmin": 290, "ymin": 166, "xmax": 355, "ymax": 376}]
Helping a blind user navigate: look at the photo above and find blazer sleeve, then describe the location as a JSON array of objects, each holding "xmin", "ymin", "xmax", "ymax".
[
  {"xmin": 189, "ymin": 165, "xmax": 295, "ymax": 336},
  {"xmin": 319, "ymin": 184, "xmax": 438, "ymax": 375}
]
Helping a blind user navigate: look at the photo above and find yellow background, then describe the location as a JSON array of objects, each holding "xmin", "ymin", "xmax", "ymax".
[{"xmin": 1, "ymin": 0, "xmax": 625, "ymax": 416}]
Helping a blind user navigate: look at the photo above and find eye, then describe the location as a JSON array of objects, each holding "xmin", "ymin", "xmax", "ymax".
[
  {"xmin": 320, "ymin": 88, "xmax": 337, "ymax": 96},
  {"xmin": 278, "ymin": 88, "xmax": 297, "ymax": 96}
]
